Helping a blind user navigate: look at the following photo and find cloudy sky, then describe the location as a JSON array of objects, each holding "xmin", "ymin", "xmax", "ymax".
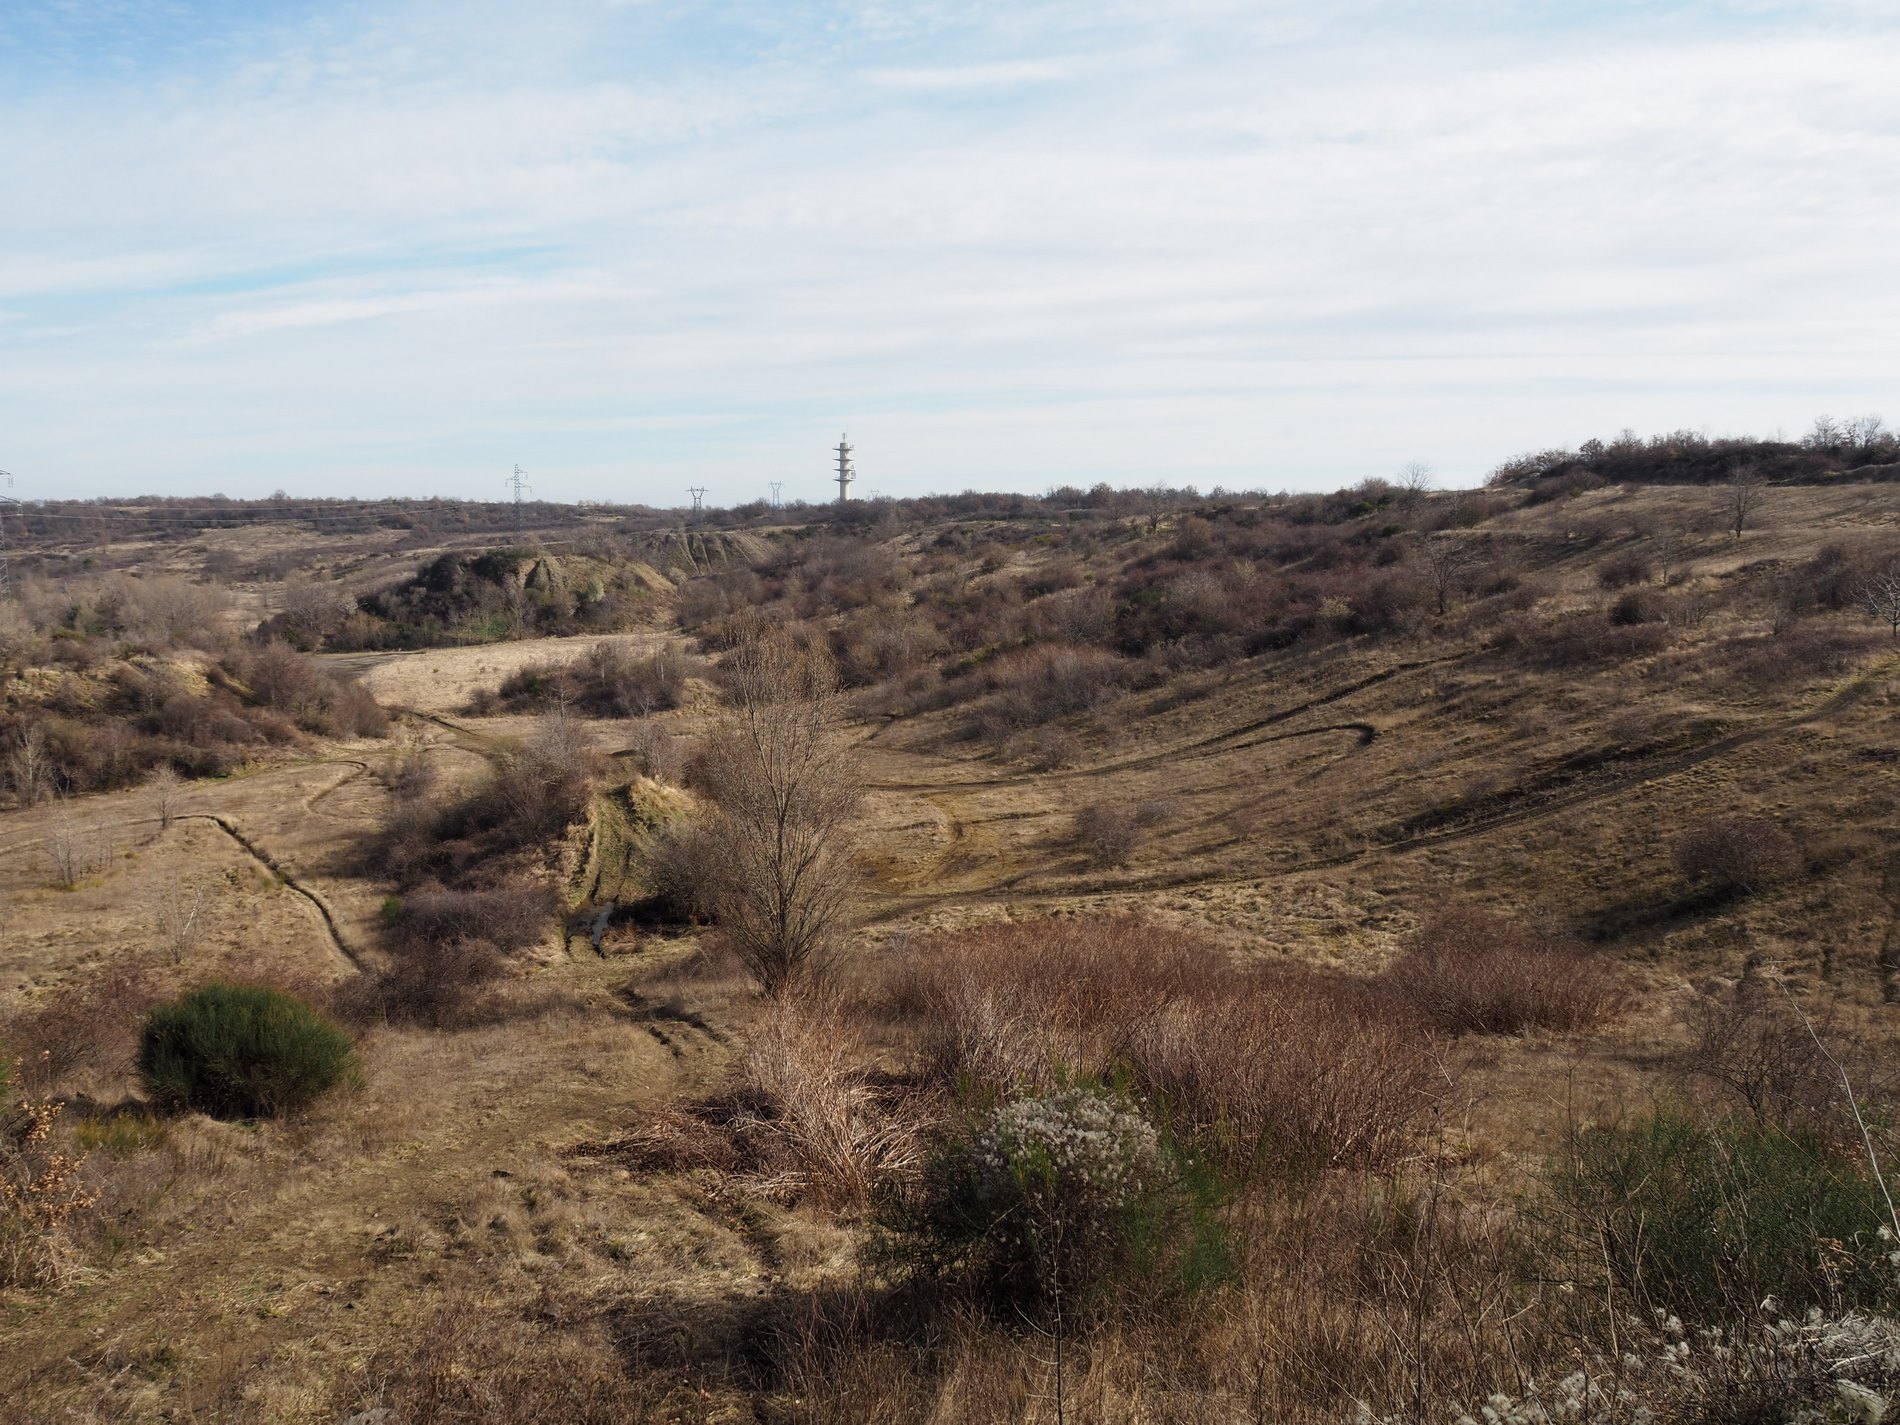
[{"xmin": 1, "ymin": 1, "xmax": 1896, "ymax": 505}]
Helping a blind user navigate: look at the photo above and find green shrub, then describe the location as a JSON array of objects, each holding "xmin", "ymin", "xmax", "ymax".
[
  {"xmin": 138, "ymin": 983, "xmax": 359, "ymax": 1119},
  {"xmin": 1548, "ymin": 1109, "xmax": 1900, "ymax": 1321},
  {"xmin": 878, "ymin": 1085, "xmax": 1229, "ymax": 1320}
]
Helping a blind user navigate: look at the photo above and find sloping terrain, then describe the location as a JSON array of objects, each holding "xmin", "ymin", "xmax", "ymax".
[{"xmin": 2, "ymin": 476, "xmax": 1898, "ymax": 1421}]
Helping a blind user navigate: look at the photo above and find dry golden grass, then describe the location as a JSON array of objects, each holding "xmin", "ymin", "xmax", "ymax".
[{"xmin": 3, "ymin": 480, "xmax": 1899, "ymax": 1420}]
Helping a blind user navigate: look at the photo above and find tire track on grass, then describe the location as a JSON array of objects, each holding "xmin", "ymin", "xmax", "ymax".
[{"xmin": 864, "ymin": 655, "xmax": 1898, "ymax": 920}]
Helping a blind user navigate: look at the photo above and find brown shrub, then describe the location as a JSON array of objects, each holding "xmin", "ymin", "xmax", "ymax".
[
  {"xmin": 337, "ymin": 937, "xmax": 506, "ymax": 1029},
  {"xmin": 977, "ymin": 643, "xmax": 1130, "ymax": 730},
  {"xmin": 885, "ymin": 916, "xmax": 1434, "ymax": 1171},
  {"xmin": 1608, "ymin": 587, "xmax": 1666, "ymax": 625},
  {"xmin": 381, "ymin": 713, "xmax": 602, "ymax": 887},
  {"xmin": 1672, "ymin": 815, "xmax": 1802, "ymax": 895},
  {"xmin": 389, "ymin": 882, "xmax": 555, "ymax": 954},
  {"xmin": 1493, "ymin": 609, "xmax": 1671, "ymax": 667},
  {"xmin": 239, "ymin": 642, "xmax": 387, "ymax": 737},
  {"xmin": 1707, "ymin": 623, "xmax": 1882, "ymax": 689},
  {"xmin": 4, "ymin": 963, "xmax": 158, "ymax": 1095},
  {"xmin": 1070, "ymin": 802, "xmax": 1140, "ymax": 867},
  {"xmin": 1597, "ymin": 548, "xmax": 1655, "ymax": 589},
  {"xmin": 1382, "ymin": 905, "xmax": 1624, "ymax": 1036},
  {"xmin": 1674, "ymin": 978, "xmax": 1878, "ymax": 1137},
  {"xmin": 487, "ymin": 641, "xmax": 701, "ymax": 717}
]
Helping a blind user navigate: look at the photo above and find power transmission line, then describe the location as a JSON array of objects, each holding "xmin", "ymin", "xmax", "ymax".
[
  {"xmin": 768, "ymin": 481, "xmax": 783, "ymax": 510},
  {"xmin": 507, "ymin": 465, "xmax": 532, "ymax": 536},
  {"xmin": 0, "ymin": 470, "xmax": 16, "ymax": 601},
  {"xmin": 687, "ymin": 486, "xmax": 707, "ymax": 524}
]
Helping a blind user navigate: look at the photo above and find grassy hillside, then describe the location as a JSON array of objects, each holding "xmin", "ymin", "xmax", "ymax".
[{"xmin": 2, "ymin": 469, "xmax": 1899, "ymax": 1423}]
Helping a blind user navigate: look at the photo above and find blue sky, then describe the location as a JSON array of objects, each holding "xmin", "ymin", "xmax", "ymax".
[{"xmin": 1, "ymin": 1, "xmax": 1896, "ymax": 504}]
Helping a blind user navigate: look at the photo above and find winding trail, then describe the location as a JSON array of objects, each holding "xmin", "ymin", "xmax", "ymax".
[
  {"xmin": 863, "ymin": 653, "xmax": 1900, "ymax": 920},
  {"xmin": 180, "ymin": 813, "xmax": 365, "ymax": 972}
]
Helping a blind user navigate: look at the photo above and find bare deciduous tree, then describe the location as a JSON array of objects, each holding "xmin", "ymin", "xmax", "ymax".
[
  {"xmin": 147, "ymin": 764, "xmax": 182, "ymax": 832},
  {"xmin": 1726, "ymin": 462, "xmax": 1767, "ymax": 538},
  {"xmin": 1652, "ymin": 524, "xmax": 1691, "ymax": 586},
  {"xmin": 1397, "ymin": 461, "xmax": 1434, "ymax": 506},
  {"xmin": 154, "ymin": 878, "xmax": 214, "ymax": 965},
  {"xmin": 1417, "ymin": 534, "xmax": 1475, "ymax": 615},
  {"xmin": 698, "ymin": 631, "xmax": 861, "ymax": 996},
  {"xmin": 1855, "ymin": 562, "xmax": 1900, "ymax": 638},
  {"xmin": 7, "ymin": 724, "xmax": 52, "ymax": 806},
  {"xmin": 43, "ymin": 797, "xmax": 106, "ymax": 891}
]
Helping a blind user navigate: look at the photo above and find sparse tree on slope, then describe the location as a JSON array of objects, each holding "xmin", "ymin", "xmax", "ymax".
[
  {"xmin": 1727, "ymin": 462, "xmax": 1768, "ymax": 539},
  {"xmin": 1855, "ymin": 562, "xmax": 1900, "ymax": 637},
  {"xmin": 699, "ymin": 631, "xmax": 861, "ymax": 995}
]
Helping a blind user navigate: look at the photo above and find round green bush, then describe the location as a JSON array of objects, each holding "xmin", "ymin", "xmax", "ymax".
[{"xmin": 138, "ymin": 983, "xmax": 358, "ymax": 1119}]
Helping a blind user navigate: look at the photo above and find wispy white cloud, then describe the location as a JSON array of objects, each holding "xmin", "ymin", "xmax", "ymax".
[
  {"xmin": 0, "ymin": 1, "xmax": 1896, "ymax": 500},
  {"xmin": 863, "ymin": 57, "xmax": 1074, "ymax": 90}
]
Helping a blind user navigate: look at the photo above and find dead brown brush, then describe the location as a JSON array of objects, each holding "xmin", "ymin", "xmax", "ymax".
[
  {"xmin": 886, "ymin": 916, "xmax": 1436, "ymax": 1171},
  {"xmin": 1382, "ymin": 905, "xmax": 1624, "ymax": 1036},
  {"xmin": 1673, "ymin": 814, "xmax": 1803, "ymax": 896},
  {"xmin": 4, "ymin": 963, "xmax": 158, "ymax": 1095},
  {"xmin": 1, "ymin": 1094, "xmax": 98, "ymax": 1287}
]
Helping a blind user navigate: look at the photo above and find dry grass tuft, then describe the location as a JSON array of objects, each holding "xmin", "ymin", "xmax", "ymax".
[{"xmin": 574, "ymin": 997, "xmax": 930, "ymax": 1208}]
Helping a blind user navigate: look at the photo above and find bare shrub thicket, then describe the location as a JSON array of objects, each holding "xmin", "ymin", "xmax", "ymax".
[
  {"xmin": 886, "ymin": 916, "xmax": 1435, "ymax": 1171},
  {"xmin": 238, "ymin": 641, "xmax": 387, "ymax": 737},
  {"xmin": 1675, "ymin": 978, "xmax": 1887, "ymax": 1138},
  {"xmin": 971, "ymin": 643, "xmax": 1131, "ymax": 737},
  {"xmin": 3, "ymin": 963, "xmax": 158, "ymax": 1095},
  {"xmin": 620, "ymin": 720, "xmax": 683, "ymax": 783},
  {"xmin": 361, "ymin": 715, "xmax": 596, "ymax": 1023},
  {"xmin": 1673, "ymin": 814, "xmax": 1802, "ymax": 896},
  {"xmin": 1855, "ymin": 560, "xmax": 1900, "ymax": 636},
  {"xmin": 696, "ymin": 632, "xmax": 861, "ymax": 995},
  {"xmin": 1492, "ymin": 608, "xmax": 1671, "ymax": 667},
  {"xmin": 477, "ymin": 640, "xmax": 701, "ymax": 717},
  {"xmin": 380, "ymin": 712, "xmax": 602, "ymax": 887},
  {"xmin": 1069, "ymin": 802, "xmax": 1140, "ymax": 867},
  {"xmin": 151, "ymin": 878, "xmax": 213, "ymax": 965},
  {"xmin": 42, "ymin": 799, "xmax": 108, "ymax": 890},
  {"xmin": 1595, "ymin": 546, "xmax": 1655, "ymax": 589},
  {"xmin": 1381, "ymin": 905, "xmax": 1625, "ymax": 1036},
  {"xmin": 337, "ymin": 934, "xmax": 508, "ymax": 1030},
  {"xmin": 145, "ymin": 763, "xmax": 182, "ymax": 830},
  {"xmin": 5, "ymin": 725, "xmax": 53, "ymax": 806},
  {"xmin": 389, "ymin": 883, "xmax": 555, "ymax": 954}
]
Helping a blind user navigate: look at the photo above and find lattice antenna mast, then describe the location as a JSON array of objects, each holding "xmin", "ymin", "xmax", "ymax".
[
  {"xmin": 768, "ymin": 481, "xmax": 783, "ymax": 511},
  {"xmin": 0, "ymin": 471, "xmax": 16, "ymax": 602},
  {"xmin": 834, "ymin": 434, "xmax": 855, "ymax": 504},
  {"xmin": 507, "ymin": 464, "xmax": 531, "ymax": 536},
  {"xmin": 688, "ymin": 486, "xmax": 707, "ymax": 525}
]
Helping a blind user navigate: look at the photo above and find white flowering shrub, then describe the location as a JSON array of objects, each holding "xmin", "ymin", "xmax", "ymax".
[
  {"xmin": 877, "ymin": 1086, "xmax": 1228, "ymax": 1317},
  {"xmin": 1354, "ymin": 1303, "xmax": 1900, "ymax": 1425}
]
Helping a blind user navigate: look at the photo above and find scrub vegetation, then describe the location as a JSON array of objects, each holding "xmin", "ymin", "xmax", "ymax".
[{"xmin": 4, "ymin": 428, "xmax": 1900, "ymax": 1421}]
